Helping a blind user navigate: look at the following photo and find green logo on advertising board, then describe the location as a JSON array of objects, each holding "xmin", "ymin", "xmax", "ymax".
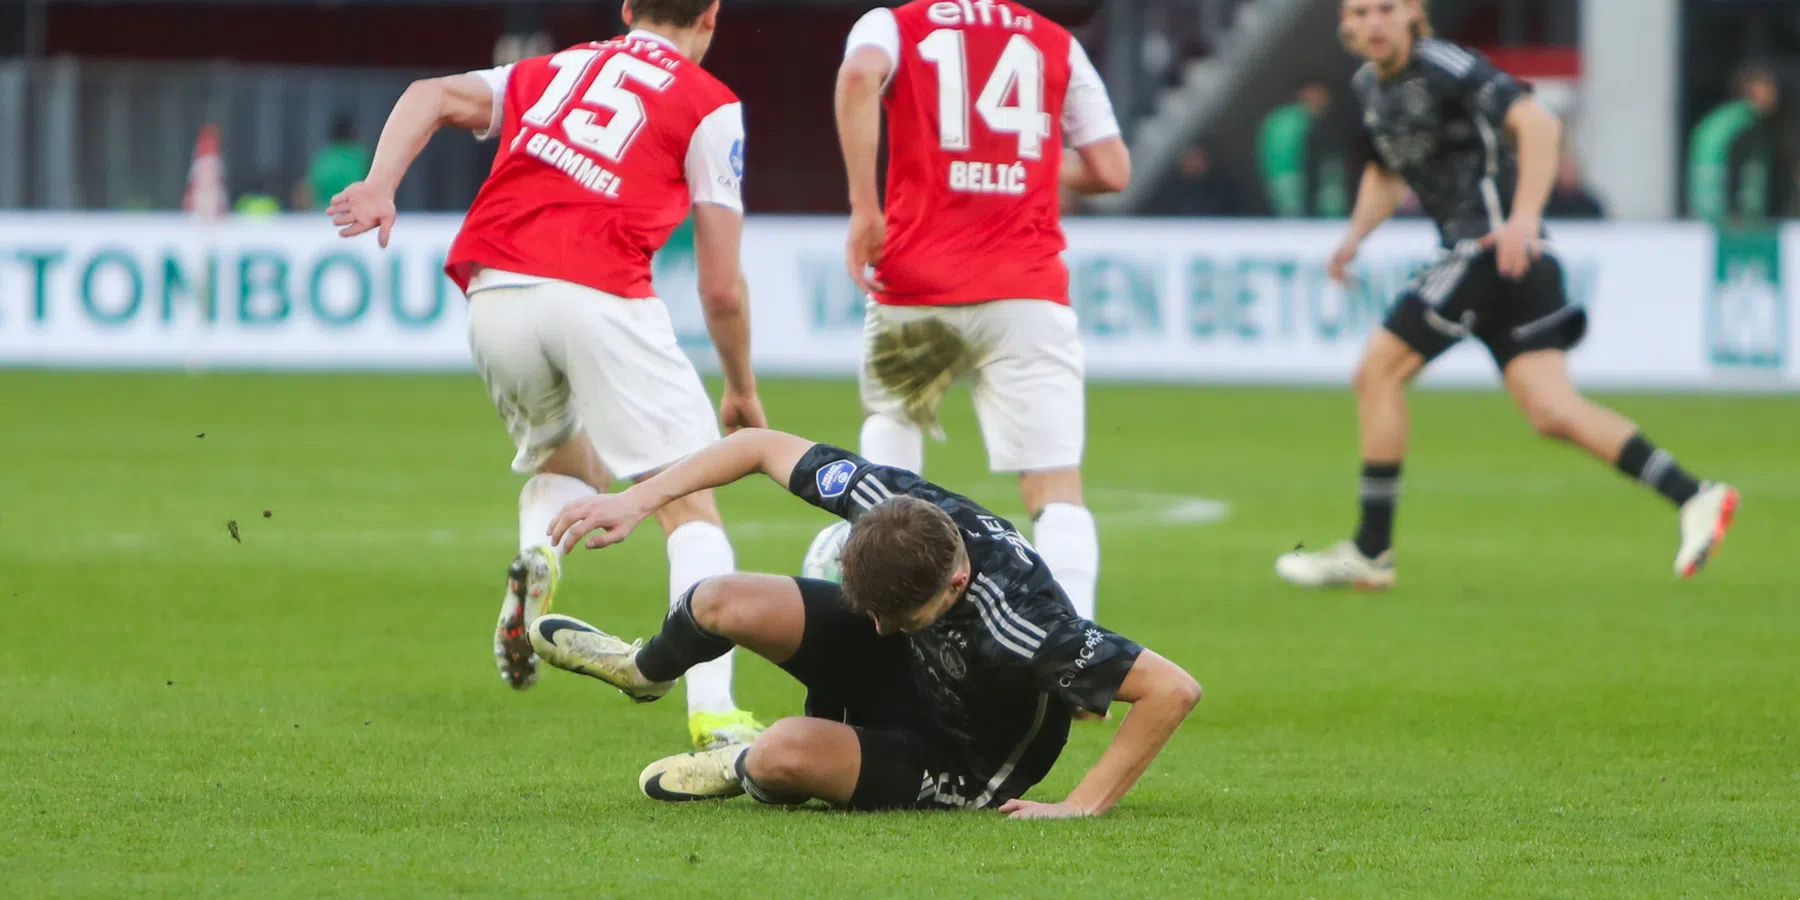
[
  {"xmin": 1707, "ymin": 228, "xmax": 1786, "ymax": 370},
  {"xmin": 3, "ymin": 245, "xmax": 453, "ymax": 329}
]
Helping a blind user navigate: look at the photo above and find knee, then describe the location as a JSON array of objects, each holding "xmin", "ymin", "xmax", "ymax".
[
  {"xmin": 1521, "ymin": 396, "xmax": 1579, "ymax": 441},
  {"xmin": 685, "ymin": 575, "xmax": 753, "ymax": 635},
  {"xmin": 1020, "ymin": 468, "xmax": 1083, "ymax": 516},
  {"xmin": 1352, "ymin": 357, "xmax": 1398, "ymax": 398},
  {"xmin": 745, "ymin": 719, "xmax": 815, "ymax": 790}
]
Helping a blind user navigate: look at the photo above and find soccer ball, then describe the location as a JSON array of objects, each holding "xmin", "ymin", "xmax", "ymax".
[{"xmin": 801, "ymin": 521, "xmax": 853, "ymax": 583}]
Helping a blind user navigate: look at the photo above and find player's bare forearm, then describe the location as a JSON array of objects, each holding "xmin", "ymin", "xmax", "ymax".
[
  {"xmin": 1062, "ymin": 138, "xmax": 1132, "ymax": 195},
  {"xmin": 836, "ymin": 48, "xmax": 890, "ymax": 213},
  {"xmin": 703, "ymin": 275, "xmax": 756, "ymax": 396},
  {"xmin": 1504, "ymin": 98, "xmax": 1560, "ymax": 227},
  {"xmin": 367, "ymin": 74, "xmax": 494, "ymax": 195},
  {"xmin": 693, "ymin": 204, "xmax": 756, "ymax": 395},
  {"xmin": 626, "ymin": 429, "xmax": 816, "ymax": 514},
  {"xmin": 1061, "ymin": 651, "xmax": 1200, "ymax": 816},
  {"xmin": 1344, "ymin": 163, "xmax": 1405, "ymax": 244}
]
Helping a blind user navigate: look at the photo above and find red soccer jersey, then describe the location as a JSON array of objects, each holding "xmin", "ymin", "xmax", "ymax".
[
  {"xmin": 446, "ymin": 32, "xmax": 745, "ymax": 299},
  {"xmin": 852, "ymin": 0, "xmax": 1113, "ymax": 307}
]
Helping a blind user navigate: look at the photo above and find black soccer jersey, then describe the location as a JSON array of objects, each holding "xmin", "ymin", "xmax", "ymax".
[
  {"xmin": 1352, "ymin": 38, "xmax": 1532, "ymax": 248},
  {"xmin": 789, "ymin": 444, "xmax": 1144, "ymax": 801}
]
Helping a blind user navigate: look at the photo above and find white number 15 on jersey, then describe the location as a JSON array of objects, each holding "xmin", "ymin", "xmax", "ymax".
[{"xmin": 917, "ymin": 30, "xmax": 1052, "ymax": 160}]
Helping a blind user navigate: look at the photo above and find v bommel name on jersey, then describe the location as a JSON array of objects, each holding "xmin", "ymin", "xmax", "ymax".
[{"xmin": 518, "ymin": 131, "xmax": 624, "ymax": 198}]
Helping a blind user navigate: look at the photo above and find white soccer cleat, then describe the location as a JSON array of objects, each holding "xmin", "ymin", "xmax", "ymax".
[
  {"xmin": 528, "ymin": 614, "xmax": 674, "ymax": 703},
  {"xmin": 639, "ymin": 745, "xmax": 749, "ymax": 803},
  {"xmin": 1674, "ymin": 482, "xmax": 1740, "ymax": 579},
  {"xmin": 1275, "ymin": 540, "xmax": 1396, "ymax": 591},
  {"xmin": 495, "ymin": 546, "xmax": 559, "ymax": 690}
]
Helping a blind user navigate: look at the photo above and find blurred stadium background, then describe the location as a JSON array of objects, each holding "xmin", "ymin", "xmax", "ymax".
[
  {"xmin": 0, "ymin": 0, "xmax": 1795, "ymax": 384},
  {"xmin": 4, "ymin": 2, "xmax": 1798, "ymax": 895}
]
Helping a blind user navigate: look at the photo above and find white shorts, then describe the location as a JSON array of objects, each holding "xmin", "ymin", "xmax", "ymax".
[
  {"xmin": 466, "ymin": 278, "xmax": 720, "ymax": 480},
  {"xmin": 859, "ymin": 299, "xmax": 1085, "ymax": 473}
]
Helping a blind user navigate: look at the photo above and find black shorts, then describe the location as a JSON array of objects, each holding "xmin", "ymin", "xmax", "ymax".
[
  {"xmin": 779, "ymin": 578, "xmax": 1005, "ymax": 812},
  {"xmin": 1385, "ymin": 244, "xmax": 1588, "ymax": 370}
]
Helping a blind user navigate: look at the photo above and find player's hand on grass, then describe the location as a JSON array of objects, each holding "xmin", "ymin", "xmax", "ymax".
[
  {"xmin": 998, "ymin": 799, "xmax": 1092, "ymax": 820},
  {"xmin": 1481, "ymin": 217, "xmax": 1542, "ymax": 280},
  {"xmin": 328, "ymin": 181, "xmax": 398, "ymax": 248},
  {"xmin": 1327, "ymin": 239, "xmax": 1361, "ymax": 287},
  {"xmin": 549, "ymin": 494, "xmax": 650, "ymax": 552},
  {"xmin": 845, "ymin": 207, "xmax": 887, "ymax": 295},
  {"xmin": 719, "ymin": 388, "xmax": 768, "ymax": 433}
]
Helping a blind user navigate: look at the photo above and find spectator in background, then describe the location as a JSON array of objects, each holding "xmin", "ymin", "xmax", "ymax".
[
  {"xmin": 293, "ymin": 114, "xmax": 371, "ymax": 211},
  {"xmin": 1257, "ymin": 81, "xmax": 1349, "ymax": 218},
  {"xmin": 1687, "ymin": 65, "xmax": 1785, "ymax": 223},
  {"xmin": 1545, "ymin": 155, "xmax": 1605, "ymax": 220},
  {"xmin": 1151, "ymin": 144, "xmax": 1240, "ymax": 217}
]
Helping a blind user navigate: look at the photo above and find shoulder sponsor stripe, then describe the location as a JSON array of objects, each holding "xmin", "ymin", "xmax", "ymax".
[
  {"xmin": 852, "ymin": 480, "xmax": 884, "ymax": 510},
  {"xmin": 970, "ymin": 582, "xmax": 1042, "ymax": 650},
  {"xmin": 863, "ymin": 476, "xmax": 896, "ymax": 502},
  {"xmin": 975, "ymin": 574, "xmax": 1048, "ymax": 639},
  {"xmin": 969, "ymin": 581, "xmax": 1042, "ymax": 652},
  {"xmin": 970, "ymin": 593, "xmax": 1036, "ymax": 658},
  {"xmin": 1418, "ymin": 41, "xmax": 1474, "ymax": 76}
]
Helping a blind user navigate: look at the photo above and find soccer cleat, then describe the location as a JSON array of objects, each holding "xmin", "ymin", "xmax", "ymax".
[
  {"xmin": 1674, "ymin": 482, "xmax": 1739, "ymax": 579},
  {"xmin": 689, "ymin": 709, "xmax": 766, "ymax": 751},
  {"xmin": 639, "ymin": 745, "xmax": 749, "ymax": 803},
  {"xmin": 527, "ymin": 614, "xmax": 674, "ymax": 703},
  {"xmin": 495, "ymin": 546, "xmax": 559, "ymax": 690},
  {"xmin": 1275, "ymin": 540, "xmax": 1397, "ymax": 591}
]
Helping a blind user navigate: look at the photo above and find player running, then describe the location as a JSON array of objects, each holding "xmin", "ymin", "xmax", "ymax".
[
  {"xmin": 328, "ymin": 0, "xmax": 767, "ymax": 749},
  {"xmin": 1277, "ymin": 0, "xmax": 1739, "ymax": 590},
  {"xmin": 530, "ymin": 427, "xmax": 1202, "ymax": 816},
  {"xmin": 821, "ymin": 0, "xmax": 1132, "ymax": 626}
]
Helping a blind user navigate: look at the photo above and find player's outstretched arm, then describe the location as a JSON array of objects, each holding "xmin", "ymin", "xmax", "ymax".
[
  {"xmin": 549, "ymin": 429, "xmax": 816, "ymax": 551},
  {"xmin": 1328, "ymin": 162, "xmax": 1408, "ymax": 285},
  {"xmin": 692, "ymin": 204, "xmax": 764, "ymax": 432},
  {"xmin": 329, "ymin": 73, "xmax": 496, "ymax": 246},
  {"xmin": 1000, "ymin": 650, "xmax": 1201, "ymax": 819}
]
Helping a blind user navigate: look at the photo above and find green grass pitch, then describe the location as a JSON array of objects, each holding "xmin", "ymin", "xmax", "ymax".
[{"xmin": 2, "ymin": 372, "xmax": 1796, "ymax": 897}]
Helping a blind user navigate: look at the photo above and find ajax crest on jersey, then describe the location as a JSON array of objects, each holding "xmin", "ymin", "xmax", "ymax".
[
  {"xmin": 816, "ymin": 459, "xmax": 856, "ymax": 498},
  {"xmin": 802, "ymin": 521, "xmax": 854, "ymax": 583}
]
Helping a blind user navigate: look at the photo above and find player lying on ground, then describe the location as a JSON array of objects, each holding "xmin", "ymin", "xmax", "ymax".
[
  {"xmin": 1277, "ymin": 0, "xmax": 1738, "ymax": 590},
  {"xmin": 528, "ymin": 428, "xmax": 1202, "ymax": 816},
  {"xmin": 818, "ymin": 0, "xmax": 1133, "ymax": 630},
  {"xmin": 327, "ymin": 0, "xmax": 767, "ymax": 748}
]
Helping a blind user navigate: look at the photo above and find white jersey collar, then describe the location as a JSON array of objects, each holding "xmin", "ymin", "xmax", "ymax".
[{"xmin": 626, "ymin": 28, "xmax": 679, "ymax": 50}]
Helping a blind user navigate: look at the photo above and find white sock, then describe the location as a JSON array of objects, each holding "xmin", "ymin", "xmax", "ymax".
[
  {"xmin": 667, "ymin": 521, "xmax": 738, "ymax": 716},
  {"xmin": 519, "ymin": 473, "xmax": 598, "ymax": 556},
  {"xmin": 860, "ymin": 414, "xmax": 925, "ymax": 473},
  {"xmin": 1033, "ymin": 503, "xmax": 1100, "ymax": 621}
]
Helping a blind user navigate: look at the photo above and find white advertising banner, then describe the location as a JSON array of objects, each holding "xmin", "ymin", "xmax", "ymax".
[{"xmin": 0, "ymin": 213, "xmax": 1793, "ymax": 390}]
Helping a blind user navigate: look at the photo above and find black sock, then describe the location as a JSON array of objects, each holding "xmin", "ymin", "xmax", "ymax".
[
  {"xmin": 1615, "ymin": 433, "xmax": 1701, "ymax": 507},
  {"xmin": 1354, "ymin": 462, "xmax": 1402, "ymax": 559},
  {"xmin": 634, "ymin": 584, "xmax": 735, "ymax": 683}
]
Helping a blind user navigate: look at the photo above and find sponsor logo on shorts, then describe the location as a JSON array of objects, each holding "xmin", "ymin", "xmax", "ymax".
[{"xmin": 816, "ymin": 459, "xmax": 857, "ymax": 499}]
